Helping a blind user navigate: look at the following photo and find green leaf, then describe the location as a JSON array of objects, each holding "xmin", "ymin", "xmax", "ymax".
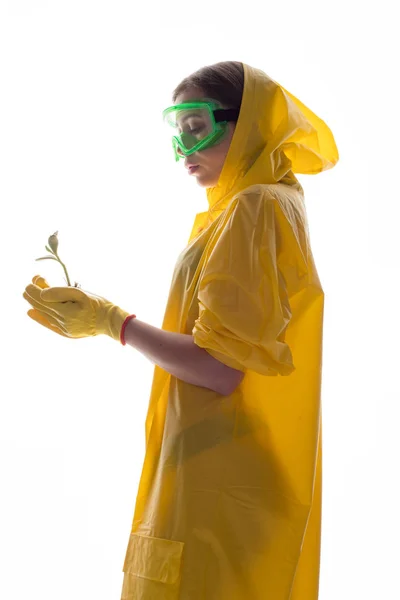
[
  {"xmin": 35, "ymin": 256, "xmax": 58, "ymax": 262},
  {"xmin": 45, "ymin": 245, "xmax": 55, "ymax": 254}
]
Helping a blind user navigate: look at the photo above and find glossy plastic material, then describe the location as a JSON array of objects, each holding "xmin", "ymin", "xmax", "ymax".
[
  {"xmin": 121, "ymin": 62, "xmax": 338, "ymax": 600},
  {"xmin": 162, "ymin": 100, "xmax": 239, "ymax": 161}
]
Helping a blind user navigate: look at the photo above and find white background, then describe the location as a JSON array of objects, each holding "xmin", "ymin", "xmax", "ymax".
[{"xmin": 0, "ymin": 1, "xmax": 398, "ymax": 598}]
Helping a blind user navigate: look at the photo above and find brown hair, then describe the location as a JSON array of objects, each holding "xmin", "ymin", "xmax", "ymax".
[{"xmin": 172, "ymin": 61, "xmax": 244, "ymax": 111}]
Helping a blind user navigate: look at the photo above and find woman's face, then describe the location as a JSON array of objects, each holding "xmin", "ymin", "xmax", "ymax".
[{"xmin": 175, "ymin": 87, "xmax": 236, "ymax": 188}]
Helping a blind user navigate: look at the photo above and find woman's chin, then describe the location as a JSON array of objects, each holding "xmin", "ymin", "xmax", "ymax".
[{"xmin": 194, "ymin": 170, "xmax": 218, "ymax": 188}]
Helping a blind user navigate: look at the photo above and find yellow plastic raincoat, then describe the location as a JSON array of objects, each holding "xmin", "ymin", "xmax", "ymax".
[{"xmin": 121, "ymin": 63, "xmax": 339, "ymax": 600}]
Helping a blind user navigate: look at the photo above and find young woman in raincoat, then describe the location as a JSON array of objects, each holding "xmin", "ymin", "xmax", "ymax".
[{"xmin": 23, "ymin": 61, "xmax": 339, "ymax": 599}]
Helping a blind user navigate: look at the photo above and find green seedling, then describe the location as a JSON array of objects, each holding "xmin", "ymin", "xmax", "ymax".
[{"xmin": 35, "ymin": 231, "xmax": 81, "ymax": 288}]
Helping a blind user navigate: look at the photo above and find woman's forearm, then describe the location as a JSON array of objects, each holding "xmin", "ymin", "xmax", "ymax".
[{"xmin": 123, "ymin": 317, "xmax": 242, "ymax": 395}]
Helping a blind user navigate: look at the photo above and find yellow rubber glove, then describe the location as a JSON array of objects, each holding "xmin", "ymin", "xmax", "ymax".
[
  {"xmin": 23, "ymin": 275, "xmax": 130, "ymax": 342},
  {"xmin": 25, "ymin": 275, "xmax": 70, "ymax": 338}
]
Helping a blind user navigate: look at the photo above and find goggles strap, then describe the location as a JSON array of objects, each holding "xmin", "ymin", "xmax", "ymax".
[{"xmin": 213, "ymin": 108, "xmax": 240, "ymax": 123}]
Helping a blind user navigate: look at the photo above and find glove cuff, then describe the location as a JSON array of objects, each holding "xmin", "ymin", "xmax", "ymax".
[
  {"xmin": 120, "ymin": 314, "xmax": 137, "ymax": 345},
  {"xmin": 102, "ymin": 304, "xmax": 131, "ymax": 342}
]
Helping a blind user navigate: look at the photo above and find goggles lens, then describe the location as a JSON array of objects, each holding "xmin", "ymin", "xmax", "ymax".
[{"xmin": 164, "ymin": 106, "xmax": 214, "ymax": 151}]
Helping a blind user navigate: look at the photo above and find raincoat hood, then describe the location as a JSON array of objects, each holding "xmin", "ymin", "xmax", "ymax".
[{"xmin": 206, "ymin": 62, "xmax": 339, "ymax": 214}]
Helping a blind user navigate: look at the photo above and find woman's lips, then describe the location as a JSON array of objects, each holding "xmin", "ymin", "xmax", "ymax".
[{"xmin": 188, "ymin": 165, "xmax": 199, "ymax": 174}]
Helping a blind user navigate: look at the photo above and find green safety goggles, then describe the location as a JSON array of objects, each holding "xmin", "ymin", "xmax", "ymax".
[{"xmin": 162, "ymin": 100, "xmax": 240, "ymax": 162}]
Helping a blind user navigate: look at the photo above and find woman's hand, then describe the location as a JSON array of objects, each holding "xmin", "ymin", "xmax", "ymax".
[
  {"xmin": 23, "ymin": 274, "xmax": 130, "ymax": 341},
  {"xmin": 24, "ymin": 275, "xmax": 71, "ymax": 338}
]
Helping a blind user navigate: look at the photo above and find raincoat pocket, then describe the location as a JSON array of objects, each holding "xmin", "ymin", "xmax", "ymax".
[{"xmin": 121, "ymin": 532, "xmax": 185, "ymax": 600}]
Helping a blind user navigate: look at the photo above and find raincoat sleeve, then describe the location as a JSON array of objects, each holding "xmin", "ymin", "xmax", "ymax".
[{"xmin": 192, "ymin": 191, "xmax": 295, "ymax": 376}]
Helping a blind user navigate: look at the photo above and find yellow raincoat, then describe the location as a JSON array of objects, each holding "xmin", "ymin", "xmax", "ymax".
[{"xmin": 121, "ymin": 63, "xmax": 339, "ymax": 600}]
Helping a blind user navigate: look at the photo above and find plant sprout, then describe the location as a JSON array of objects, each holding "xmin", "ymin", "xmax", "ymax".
[{"xmin": 35, "ymin": 231, "xmax": 81, "ymax": 288}]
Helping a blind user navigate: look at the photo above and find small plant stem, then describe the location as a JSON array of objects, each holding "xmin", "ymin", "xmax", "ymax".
[{"xmin": 58, "ymin": 259, "xmax": 71, "ymax": 286}]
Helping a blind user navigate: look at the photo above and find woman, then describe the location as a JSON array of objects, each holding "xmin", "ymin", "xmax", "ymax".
[{"xmin": 23, "ymin": 61, "xmax": 339, "ymax": 599}]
